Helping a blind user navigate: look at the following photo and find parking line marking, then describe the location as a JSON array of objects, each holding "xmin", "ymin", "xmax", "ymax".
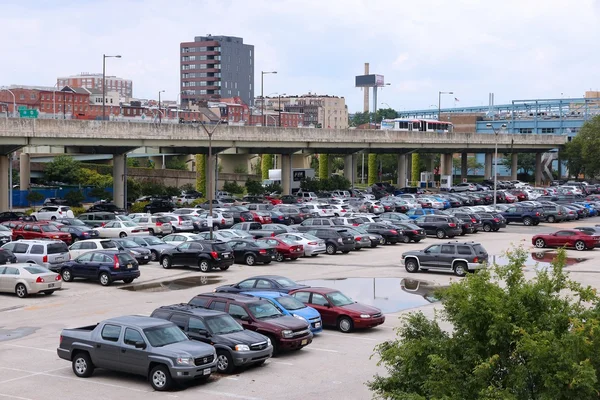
[
  {"xmin": 0, "ymin": 343, "xmax": 55, "ymax": 352},
  {"xmin": 305, "ymin": 347, "xmax": 340, "ymax": 353},
  {"xmin": 318, "ymin": 332, "xmax": 379, "ymax": 341},
  {"xmin": 195, "ymin": 390, "xmax": 262, "ymax": 400},
  {"xmin": 0, "ymin": 393, "xmax": 34, "ymax": 400},
  {"xmin": 225, "ymin": 377, "xmax": 239, "ymax": 381}
]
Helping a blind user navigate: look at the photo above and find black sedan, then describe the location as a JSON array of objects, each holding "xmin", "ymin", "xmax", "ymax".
[
  {"xmin": 360, "ymin": 222, "xmax": 403, "ymax": 245},
  {"xmin": 0, "ymin": 247, "xmax": 17, "ymax": 264},
  {"xmin": 389, "ymin": 222, "xmax": 427, "ymax": 243},
  {"xmin": 214, "ymin": 274, "xmax": 309, "ymax": 294},
  {"xmin": 227, "ymin": 239, "xmax": 278, "ymax": 266},
  {"xmin": 226, "ymin": 206, "xmax": 253, "ymax": 223},
  {"xmin": 159, "ymin": 240, "xmax": 233, "ymax": 272},
  {"xmin": 112, "ymin": 238, "xmax": 152, "ymax": 265},
  {"xmin": 280, "ymin": 195, "xmax": 301, "ymax": 204},
  {"xmin": 269, "ymin": 210, "xmax": 291, "ymax": 225},
  {"xmin": 0, "ymin": 211, "xmax": 29, "ymax": 223},
  {"xmin": 130, "ymin": 236, "xmax": 175, "ymax": 262},
  {"xmin": 59, "ymin": 225, "xmax": 100, "ymax": 242}
]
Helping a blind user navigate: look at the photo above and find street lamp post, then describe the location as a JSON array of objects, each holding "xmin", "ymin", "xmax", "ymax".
[
  {"xmin": 2, "ymin": 88, "xmax": 16, "ymax": 117},
  {"xmin": 102, "ymin": 54, "xmax": 122, "ymax": 121},
  {"xmin": 486, "ymin": 123, "xmax": 507, "ymax": 209},
  {"xmin": 260, "ymin": 71, "xmax": 277, "ymax": 126},
  {"xmin": 438, "ymin": 91, "xmax": 453, "ymax": 121},
  {"xmin": 158, "ymin": 90, "xmax": 165, "ymax": 124}
]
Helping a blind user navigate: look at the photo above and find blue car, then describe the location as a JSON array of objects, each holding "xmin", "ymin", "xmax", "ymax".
[
  {"xmin": 59, "ymin": 250, "xmax": 140, "ymax": 286},
  {"xmin": 430, "ymin": 196, "xmax": 451, "ymax": 209},
  {"xmin": 242, "ymin": 291, "xmax": 323, "ymax": 334},
  {"xmin": 575, "ymin": 202, "xmax": 598, "ymax": 216},
  {"xmin": 405, "ymin": 209, "xmax": 439, "ymax": 219}
]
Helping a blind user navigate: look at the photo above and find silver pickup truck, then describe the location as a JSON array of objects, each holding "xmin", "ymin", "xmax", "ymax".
[{"xmin": 57, "ymin": 315, "xmax": 218, "ymax": 391}]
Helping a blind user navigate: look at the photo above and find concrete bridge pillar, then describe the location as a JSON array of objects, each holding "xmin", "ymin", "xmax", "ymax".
[
  {"xmin": 113, "ymin": 154, "xmax": 125, "ymax": 209},
  {"xmin": 484, "ymin": 153, "xmax": 493, "ymax": 179},
  {"xmin": 440, "ymin": 154, "xmax": 450, "ymax": 176},
  {"xmin": 0, "ymin": 156, "xmax": 8, "ymax": 212},
  {"xmin": 445, "ymin": 153, "xmax": 454, "ymax": 176},
  {"xmin": 535, "ymin": 153, "xmax": 543, "ymax": 186},
  {"xmin": 291, "ymin": 154, "xmax": 310, "ymax": 169},
  {"xmin": 461, "ymin": 152, "xmax": 468, "ymax": 180},
  {"xmin": 397, "ymin": 154, "xmax": 407, "ymax": 187},
  {"xmin": 281, "ymin": 154, "xmax": 292, "ymax": 195},
  {"xmin": 19, "ymin": 153, "xmax": 31, "ymax": 190},
  {"xmin": 511, "ymin": 153, "xmax": 518, "ymax": 181},
  {"xmin": 344, "ymin": 155, "xmax": 354, "ymax": 184},
  {"xmin": 406, "ymin": 156, "xmax": 412, "ymax": 185}
]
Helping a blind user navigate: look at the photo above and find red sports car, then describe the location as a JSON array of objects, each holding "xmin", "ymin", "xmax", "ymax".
[
  {"xmin": 532, "ymin": 229, "xmax": 600, "ymax": 251},
  {"xmin": 256, "ymin": 237, "xmax": 304, "ymax": 262},
  {"xmin": 289, "ymin": 287, "xmax": 385, "ymax": 333}
]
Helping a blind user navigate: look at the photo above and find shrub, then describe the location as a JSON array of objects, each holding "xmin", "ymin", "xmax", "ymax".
[
  {"xmin": 70, "ymin": 206, "xmax": 86, "ymax": 216},
  {"xmin": 233, "ymin": 164, "xmax": 248, "ymax": 174},
  {"xmin": 223, "ymin": 181, "xmax": 245, "ymax": 195},
  {"xmin": 264, "ymin": 182, "xmax": 283, "ymax": 194},
  {"xmin": 24, "ymin": 208, "xmax": 34, "ymax": 216},
  {"xmin": 64, "ymin": 190, "xmax": 85, "ymax": 207},
  {"xmin": 26, "ymin": 191, "xmax": 44, "ymax": 209},
  {"xmin": 130, "ymin": 201, "xmax": 149, "ymax": 213},
  {"xmin": 245, "ymin": 179, "xmax": 264, "ymax": 195}
]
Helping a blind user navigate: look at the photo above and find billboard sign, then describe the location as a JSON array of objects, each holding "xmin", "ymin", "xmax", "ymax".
[{"xmin": 355, "ymin": 74, "xmax": 385, "ymax": 87}]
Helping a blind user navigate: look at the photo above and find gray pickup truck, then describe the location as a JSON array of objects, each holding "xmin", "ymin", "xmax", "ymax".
[
  {"xmin": 57, "ymin": 315, "xmax": 218, "ymax": 391},
  {"xmin": 231, "ymin": 222, "xmax": 277, "ymax": 238}
]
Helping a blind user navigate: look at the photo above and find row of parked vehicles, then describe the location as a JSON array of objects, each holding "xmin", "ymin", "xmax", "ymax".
[{"xmin": 56, "ymin": 274, "xmax": 384, "ymax": 391}]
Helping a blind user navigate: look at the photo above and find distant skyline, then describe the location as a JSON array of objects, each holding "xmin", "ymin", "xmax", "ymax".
[{"xmin": 1, "ymin": 0, "xmax": 599, "ymax": 113}]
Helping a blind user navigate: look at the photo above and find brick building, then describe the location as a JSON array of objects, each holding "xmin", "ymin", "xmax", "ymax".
[
  {"xmin": 57, "ymin": 73, "xmax": 133, "ymax": 98},
  {"xmin": 256, "ymin": 94, "xmax": 348, "ymax": 129}
]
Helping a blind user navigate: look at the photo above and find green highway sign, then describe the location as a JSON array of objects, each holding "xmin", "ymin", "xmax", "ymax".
[{"xmin": 19, "ymin": 109, "xmax": 39, "ymax": 119}]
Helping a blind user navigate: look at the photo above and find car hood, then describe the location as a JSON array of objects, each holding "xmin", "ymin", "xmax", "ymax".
[
  {"xmin": 218, "ymin": 330, "xmax": 268, "ymax": 346},
  {"xmin": 261, "ymin": 315, "xmax": 309, "ymax": 330},
  {"xmin": 402, "ymin": 250, "xmax": 425, "ymax": 257},
  {"xmin": 339, "ymin": 302, "xmax": 382, "ymax": 315},
  {"xmin": 291, "ymin": 306, "xmax": 321, "ymax": 320},
  {"xmin": 159, "ymin": 340, "xmax": 215, "ymax": 358}
]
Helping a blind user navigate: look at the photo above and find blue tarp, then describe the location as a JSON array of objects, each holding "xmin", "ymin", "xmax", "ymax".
[{"xmin": 13, "ymin": 187, "xmax": 113, "ymax": 207}]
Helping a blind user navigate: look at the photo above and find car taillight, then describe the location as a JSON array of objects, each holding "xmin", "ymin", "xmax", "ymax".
[
  {"xmin": 355, "ymin": 236, "xmax": 361, "ymax": 241},
  {"xmin": 59, "ymin": 211, "xmax": 63, "ymax": 215},
  {"xmin": 132, "ymin": 229, "xmax": 140, "ymax": 233},
  {"xmin": 55, "ymin": 274, "xmax": 62, "ymax": 281},
  {"xmin": 412, "ymin": 230, "xmax": 419, "ymax": 234},
  {"xmin": 101, "ymin": 222, "xmax": 106, "ymax": 227},
  {"xmin": 240, "ymin": 217, "xmax": 245, "ymax": 222},
  {"xmin": 322, "ymin": 209, "xmax": 326, "ymax": 213},
  {"xmin": 36, "ymin": 276, "xmax": 45, "ymax": 283},
  {"xmin": 557, "ymin": 212, "xmax": 562, "ymax": 215},
  {"xmin": 493, "ymin": 218, "xmax": 499, "ymax": 222},
  {"xmin": 221, "ymin": 219, "xmax": 225, "ymax": 224},
  {"xmin": 535, "ymin": 212, "xmax": 540, "ymax": 216},
  {"xmin": 113, "ymin": 255, "xmax": 120, "ymax": 269},
  {"xmin": 448, "ymin": 223, "xmax": 456, "ymax": 227},
  {"xmin": 352, "ymin": 223, "xmax": 359, "ymax": 226},
  {"xmin": 259, "ymin": 249, "xmax": 267, "ymax": 254},
  {"xmin": 390, "ymin": 230, "xmax": 398, "ymax": 234},
  {"xmin": 211, "ymin": 251, "xmax": 218, "ymax": 259},
  {"xmin": 473, "ymin": 257, "xmax": 479, "ymax": 263},
  {"xmin": 471, "ymin": 219, "xmax": 477, "ymax": 223},
  {"xmin": 42, "ymin": 255, "xmax": 48, "ymax": 263},
  {"xmin": 156, "ymin": 220, "xmax": 163, "ymax": 226},
  {"xmin": 308, "ymin": 242, "xmax": 318, "ymax": 245}
]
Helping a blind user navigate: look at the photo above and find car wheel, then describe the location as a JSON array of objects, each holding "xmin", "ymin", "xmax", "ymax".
[
  {"xmin": 72, "ymin": 352, "xmax": 95, "ymax": 378},
  {"xmin": 534, "ymin": 238, "xmax": 546, "ymax": 248},
  {"xmin": 99, "ymin": 272, "xmax": 111, "ymax": 287},
  {"xmin": 454, "ymin": 262, "xmax": 468, "ymax": 277},
  {"xmin": 405, "ymin": 258, "xmax": 419, "ymax": 273},
  {"xmin": 436, "ymin": 229, "xmax": 446, "ymax": 239},
  {"xmin": 380, "ymin": 237, "xmax": 387, "ymax": 245},
  {"xmin": 216, "ymin": 350, "xmax": 235, "ymax": 374},
  {"xmin": 44, "ymin": 290, "xmax": 55, "ymax": 295},
  {"xmin": 150, "ymin": 250, "xmax": 159, "ymax": 262},
  {"xmin": 275, "ymin": 252, "xmax": 285, "ymax": 262},
  {"xmin": 575, "ymin": 240, "xmax": 587, "ymax": 251},
  {"xmin": 220, "ymin": 265, "xmax": 230, "ymax": 271},
  {"xmin": 72, "ymin": 236, "xmax": 79, "ymax": 243},
  {"xmin": 148, "ymin": 228, "xmax": 155, "ymax": 236},
  {"xmin": 30, "ymin": 216, "xmax": 37, "ymax": 221},
  {"xmin": 213, "ymin": 225, "xmax": 219, "ymax": 231},
  {"xmin": 245, "ymin": 254, "xmax": 256, "ymax": 266},
  {"xmin": 61, "ymin": 268, "xmax": 73, "ymax": 282},
  {"xmin": 337, "ymin": 316, "xmax": 353, "ymax": 333},
  {"xmin": 523, "ymin": 217, "xmax": 533, "ymax": 226},
  {"xmin": 119, "ymin": 232, "xmax": 127, "ymax": 238},
  {"xmin": 483, "ymin": 223, "xmax": 492, "ymax": 232},
  {"xmin": 161, "ymin": 256, "xmax": 172, "ymax": 269},
  {"xmin": 149, "ymin": 365, "xmax": 172, "ymax": 391},
  {"xmin": 402, "ymin": 236, "xmax": 411, "ymax": 243},
  {"xmin": 547, "ymin": 215, "xmax": 556, "ymax": 223},
  {"xmin": 326, "ymin": 244, "xmax": 336, "ymax": 255},
  {"xmin": 15, "ymin": 283, "xmax": 28, "ymax": 298},
  {"xmin": 341, "ymin": 250, "xmax": 350, "ymax": 254},
  {"xmin": 123, "ymin": 278, "xmax": 134, "ymax": 284},
  {"xmin": 199, "ymin": 259, "xmax": 211, "ymax": 272}
]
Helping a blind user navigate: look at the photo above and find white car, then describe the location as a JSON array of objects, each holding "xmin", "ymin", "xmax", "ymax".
[
  {"xmin": 171, "ymin": 208, "xmax": 204, "ymax": 216},
  {"xmin": 161, "ymin": 232, "xmax": 205, "ymax": 246},
  {"xmin": 159, "ymin": 214, "xmax": 195, "ymax": 232},
  {"xmin": 31, "ymin": 206, "xmax": 75, "ymax": 221},
  {"xmin": 219, "ymin": 229, "xmax": 254, "ymax": 239},
  {"xmin": 95, "ymin": 221, "xmax": 148, "ymax": 238},
  {"xmin": 68, "ymin": 239, "xmax": 118, "ymax": 259},
  {"xmin": 277, "ymin": 232, "xmax": 326, "ymax": 257},
  {"xmin": 131, "ymin": 216, "xmax": 174, "ymax": 236},
  {"xmin": 358, "ymin": 201, "xmax": 384, "ymax": 214},
  {"xmin": 0, "ymin": 263, "xmax": 62, "ymax": 298},
  {"xmin": 302, "ymin": 203, "xmax": 336, "ymax": 218},
  {"xmin": 128, "ymin": 213, "xmax": 152, "ymax": 219},
  {"xmin": 330, "ymin": 204, "xmax": 351, "ymax": 217},
  {"xmin": 449, "ymin": 183, "xmax": 476, "ymax": 192},
  {"xmin": 419, "ymin": 197, "xmax": 445, "ymax": 209}
]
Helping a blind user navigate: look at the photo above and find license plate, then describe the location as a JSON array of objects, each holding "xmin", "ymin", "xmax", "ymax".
[
  {"xmin": 203, "ymin": 368, "xmax": 211, "ymax": 375},
  {"xmin": 143, "ymin": 256, "xmax": 149, "ymax": 259},
  {"xmin": 127, "ymin": 264, "xmax": 132, "ymax": 269},
  {"xmin": 315, "ymin": 322, "xmax": 321, "ymax": 328},
  {"xmin": 223, "ymin": 253, "xmax": 230, "ymax": 258},
  {"xmin": 301, "ymin": 339, "xmax": 308, "ymax": 345},
  {"xmin": 48, "ymin": 283, "xmax": 55, "ymax": 288},
  {"xmin": 55, "ymin": 257, "xmax": 64, "ymax": 262},
  {"xmin": 271, "ymin": 255, "xmax": 275, "ymax": 259}
]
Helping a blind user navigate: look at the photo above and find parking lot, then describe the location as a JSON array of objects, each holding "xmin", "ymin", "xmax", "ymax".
[{"xmin": 2, "ymin": 220, "xmax": 600, "ymax": 400}]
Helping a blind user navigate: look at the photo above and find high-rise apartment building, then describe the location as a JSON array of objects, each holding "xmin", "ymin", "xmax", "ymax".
[
  {"xmin": 180, "ymin": 35, "xmax": 254, "ymax": 107},
  {"xmin": 57, "ymin": 73, "xmax": 133, "ymax": 98}
]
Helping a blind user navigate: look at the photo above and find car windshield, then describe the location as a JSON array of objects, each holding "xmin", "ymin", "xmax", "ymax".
[
  {"xmin": 24, "ymin": 266, "xmax": 50, "ymax": 274},
  {"xmin": 276, "ymin": 296, "xmax": 306, "ymax": 311},
  {"xmin": 273, "ymin": 277, "xmax": 298, "ymax": 287},
  {"xmin": 40, "ymin": 225, "xmax": 59, "ymax": 232},
  {"xmin": 0, "ymin": 225, "xmax": 10, "ymax": 232},
  {"xmin": 143, "ymin": 324, "xmax": 188, "ymax": 347},
  {"xmin": 248, "ymin": 301, "xmax": 282, "ymax": 319},
  {"xmin": 205, "ymin": 314, "xmax": 244, "ymax": 335},
  {"xmin": 326, "ymin": 291, "xmax": 355, "ymax": 306},
  {"xmin": 300, "ymin": 233, "xmax": 320, "ymax": 241},
  {"xmin": 119, "ymin": 240, "xmax": 139, "ymax": 248},
  {"xmin": 122, "ymin": 222, "xmax": 138, "ymax": 228},
  {"xmin": 352, "ymin": 226, "xmax": 368, "ymax": 234},
  {"xmin": 144, "ymin": 237, "xmax": 165, "ymax": 245}
]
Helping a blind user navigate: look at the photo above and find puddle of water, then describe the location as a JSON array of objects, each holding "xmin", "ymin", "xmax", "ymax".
[
  {"xmin": 490, "ymin": 251, "xmax": 587, "ymax": 269},
  {"xmin": 298, "ymin": 277, "xmax": 446, "ymax": 313},
  {"xmin": 120, "ymin": 276, "xmax": 223, "ymax": 292}
]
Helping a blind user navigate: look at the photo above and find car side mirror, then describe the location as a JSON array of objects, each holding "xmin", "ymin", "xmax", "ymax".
[
  {"xmin": 239, "ymin": 315, "xmax": 251, "ymax": 321},
  {"xmin": 195, "ymin": 329, "xmax": 210, "ymax": 337},
  {"xmin": 134, "ymin": 341, "xmax": 147, "ymax": 349}
]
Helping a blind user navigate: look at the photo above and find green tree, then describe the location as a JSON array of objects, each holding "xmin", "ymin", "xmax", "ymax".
[
  {"xmin": 564, "ymin": 116, "xmax": 600, "ymax": 178},
  {"xmin": 326, "ymin": 175, "xmax": 351, "ymax": 190},
  {"xmin": 501, "ymin": 153, "xmax": 536, "ymax": 177},
  {"xmin": 245, "ymin": 179, "xmax": 264, "ymax": 195},
  {"xmin": 375, "ymin": 107, "xmax": 398, "ymax": 123},
  {"xmin": 64, "ymin": 190, "xmax": 84, "ymax": 206},
  {"xmin": 127, "ymin": 178, "xmax": 142, "ymax": 202},
  {"xmin": 89, "ymin": 186, "xmax": 111, "ymax": 201},
  {"xmin": 369, "ymin": 247, "xmax": 600, "ymax": 400},
  {"xmin": 165, "ymin": 156, "xmax": 188, "ymax": 170},
  {"xmin": 195, "ymin": 154, "xmax": 206, "ymax": 195},
  {"xmin": 77, "ymin": 168, "xmax": 112, "ymax": 188},
  {"xmin": 44, "ymin": 155, "xmax": 81, "ymax": 184},
  {"xmin": 300, "ymin": 177, "xmax": 320, "ymax": 192},
  {"xmin": 452, "ymin": 155, "xmax": 484, "ymax": 175},
  {"xmin": 565, "ymin": 139, "xmax": 585, "ymax": 178},
  {"xmin": 261, "ymin": 154, "xmax": 273, "ymax": 180},
  {"xmin": 180, "ymin": 183, "xmax": 196, "ymax": 193},
  {"xmin": 330, "ymin": 156, "xmax": 345, "ymax": 173},
  {"xmin": 127, "ymin": 158, "xmax": 140, "ymax": 167},
  {"xmin": 350, "ymin": 111, "xmax": 370, "ymax": 127},
  {"xmin": 26, "ymin": 191, "xmax": 44, "ymax": 209},
  {"xmin": 223, "ymin": 181, "xmax": 245, "ymax": 195},
  {"xmin": 319, "ymin": 154, "xmax": 329, "ymax": 179}
]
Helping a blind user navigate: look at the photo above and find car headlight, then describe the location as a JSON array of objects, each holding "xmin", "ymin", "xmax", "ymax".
[
  {"xmin": 130, "ymin": 250, "xmax": 141, "ymax": 256},
  {"xmin": 234, "ymin": 344, "xmax": 250, "ymax": 352},
  {"xmin": 360, "ymin": 314, "xmax": 371, "ymax": 318},
  {"xmin": 267, "ymin": 338, "xmax": 272, "ymax": 347},
  {"xmin": 292, "ymin": 314, "xmax": 307, "ymax": 323},
  {"xmin": 281, "ymin": 329, "xmax": 294, "ymax": 338},
  {"xmin": 176, "ymin": 357, "xmax": 194, "ymax": 365}
]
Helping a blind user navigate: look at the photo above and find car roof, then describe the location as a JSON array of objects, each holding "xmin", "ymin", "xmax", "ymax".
[
  {"xmin": 241, "ymin": 291, "xmax": 289, "ymax": 299},
  {"xmin": 293, "ymin": 287, "xmax": 338, "ymax": 294},
  {"xmin": 156, "ymin": 303, "xmax": 227, "ymax": 317},
  {"xmin": 77, "ymin": 239, "xmax": 115, "ymax": 243},
  {"xmin": 194, "ymin": 292, "xmax": 266, "ymax": 303},
  {"xmin": 104, "ymin": 315, "xmax": 172, "ymax": 328}
]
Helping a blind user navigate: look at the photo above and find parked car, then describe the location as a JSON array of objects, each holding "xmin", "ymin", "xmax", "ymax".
[
  {"xmin": 143, "ymin": 199, "xmax": 175, "ymax": 214},
  {"xmin": 390, "ymin": 222, "xmax": 427, "ymax": 243},
  {"xmin": 130, "ymin": 215, "xmax": 173, "ymax": 236},
  {"xmin": 412, "ymin": 215, "xmax": 463, "ymax": 239},
  {"xmin": 57, "ymin": 316, "xmax": 217, "ymax": 391},
  {"xmin": 501, "ymin": 205, "xmax": 545, "ymax": 226},
  {"xmin": 449, "ymin": 183, "xmax": 476, "ymax": 192},
  {"xmin": 290, "ymin": 287, "xmax": 385, "ymax": 333},
  {"xmin": 379, "ymin": 212, "xmax": 412, "ymax": 224},
  {"xmin": 59, "ymin": 250, "xmax": 140, "ymax": 286},
  {"xmin": 296, "ymin": 191, "xmax": 318, "ymax": 202},
  {"xmin": 532, "ymin": 230, "xmax": 600, "ymax": 251},
  {"xmin": 159, "ymin": 240, "xmax": 234, "ymax": 272},
  {"xmin": 68, "ymin": 239, "xmax": 118, "ymax": 259},
  {"xmin": 58, "ymin": 225, "xmax": 100, "ymax": 243},
  {"xmin": 256, "ymin": 237, "xmax": 304, "ymax": 262},
  {"xmin": 11, "ymin": 222, "xmax": 72, "ymax": 244},
  {"xmin": 112, "ymin": 238, "xmax": 152, "ymax": 264},
  {"xmin": 0, "ymin": 211, "xmax": 29, "ymax": 223},
  {"xmin": 0, "ymin": 224, "xmax": 12, "ymax": 245},
  {"xmin": 476, "ymin": 213, "xmax": 507, "ymax": 232},
  {"xmin": 276, "ymin": 232, "xmax": 327, "ymax": 257},
  {"xmin": 161, "ymin": 232, "xmax": 205, "ymax": 246},
  {"xmin": 31, "ymin": 206, "xmax": 75, "ymax": 221},
  {"xmin": 268, "ymin": 210, "xmax": 291, "ymax": 225},
  {"xmin": 130, "ymin": 236, "xmax": 175, "ymax": 262},
  {"xmin": 401, "ymin": 241, "xmax": 489, "ymax": 277},
  {"xmin": 302, "ymin": 228, "xmax": 356, "ymax": 255},
  {"xmin": 341, "ymin": 226, "xmax": 375, "ymax": 249},
  {"xmin": 87, "ymin": 203, "xmax": 126, "ymax": 214},
  {"xmin": 0, "ymin": 263, "xmax": 62, "ymax": 298},
  {"xmin": 95, "ymin": 221, "xmax": 148, "ymax": 238},
  {"xmin": 359, "ymin": 222, "xmax": 403, "ymax": 245},
  {"xmin": 541, "ymin": 205, "xmax": 568, "ymax": 223},
  {"xmin": 78, "ymin": 212, "xmax": 117, "ymax": 228},
  {"xmin": 150, "ymin": 304, "xmax": 272, "ymax": 374},
  {"xmin": 188, "ymin": 292, "xmax": 313, "ymax": 354},
  {"xmin": 227, "ymin": 239, "xmax": 277, "ymax": 265},
  {"xmin": 196, "ymin": 211, "xmax": 235, "ymax": 229},
  {"xmin": 214, "ymin": 275, "xmax": 309, "ymax": 294}
]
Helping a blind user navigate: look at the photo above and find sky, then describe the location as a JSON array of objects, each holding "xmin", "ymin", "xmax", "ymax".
[{"xmin": 1, "ymin": 0, "xmax": 600, "ymax": 113}]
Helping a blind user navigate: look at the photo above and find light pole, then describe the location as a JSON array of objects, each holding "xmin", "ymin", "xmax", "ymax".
[
  {"xmin": 158, "ymin": 90, "xmax": 165, "ymax": 124},
  {"xmin": 102, "ymin": 54, "xmax": 122, "ymax": 121},
  {"xmin": 1, "ymin": 88, "xmax": 16, "ymax": 117},
  {"xmin": 486, "ymin": 123, "xmax": 507, "ymax": 209},
  {"xmin": 260, "ymin": 71, "xmax": 277, "ymax": 126},
  {"xmin": 176, "ymin": 91, "xmax": 185, "ymax": 121},
  {"xmin": 438, "ymin": 91, "xmax": 453, "ymax": 121}
]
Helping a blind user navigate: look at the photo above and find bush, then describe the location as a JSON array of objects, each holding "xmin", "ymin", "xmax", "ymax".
[
  {"xmin": 246, "ymin": 179, "xmax": 264, "ymax": 195},
  {"xmin": 70, "ymin": 206, "xmax": 86, "ymax": 216},
  {"xmin": 261, "ymin": 155, "xmax": 273, "ymax": 180},
  {"xmin": 300, "ymin": 177, "xmax": 320, "ymax": 192},
  {"xmin": 264, "ymin": 182, "xmax": 283, "ymax": 194},
  {"xmin": 26, "ymin": 191, "xmax": 44, "ymax": 209},
  {"xmin": 180, "ymin": 183, "xmax": 196, "ymax": 193},
  {"xmin": 233, "ymin": 164, "xmax": 248, "ymax": 174},
  {"xmin": 223, "ymin": 181, "xmax": 245, "ymax": 195},
  {"xmin": 130, "ymin": 201, "xmax": 149, "ymax": 213},
  {"xmin": 165, "ymin": 186, "xmax": 181, "ymax": 197},
  {"xmin": 64, "ymin": 190, "xmax": 85, "ymax": 207},
  {"xmin": 24, "ymin": 208, "xmax": 34, "ymax": 216}
]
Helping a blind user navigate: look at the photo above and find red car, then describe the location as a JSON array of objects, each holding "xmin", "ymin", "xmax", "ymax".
[
  {"xmin": 532, "ymin": 229, "xmax": 600, "ymax": 251},
  {"xmin": 504, "ymin": 192, "xmax": 518, "ymax": 203},
  {"xmin": 11, "ymin": 221, "xmax": 72, "ymax": 244},
  {"xmin": 256, "ymin": 237, "xmax": 304, "ymax": 262},
  {"xmin": 265, "ymin": 195, "xmax": 282, "ymax": 205},
  {"xmin": 251, "ymin": 211, "xmax": 272, "ymax": 224},
  {"xmin": 289, "ymin": 287, "xmax": 385, "ymax": 333},
  {"xmin": 510, "ymin": 190, "xmax": 528, "ymax": 201},
  {"xmin": 416, "ymin": 198, "xmax": 432, "ymax": 208}
]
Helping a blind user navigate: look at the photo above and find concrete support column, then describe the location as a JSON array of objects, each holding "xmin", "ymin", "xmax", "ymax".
[
  {"xmin": 511, "ymin": 153, "xmax": 518, "ymax": 181},
  {"xmin": 206, "ymin": 154, "xmax": 216, "ymax": 195},
  {"xmin": 397, "ymin": 154, "xmax": 407, "ymax": 187},
  {"xmin": 445, "ymin": 153, "xmax": 454, "ymax": 176},
  {"xmin": 484, "ymin": 153, "xmax": 493, "ymax": 179},
  {"xmin": 0, "ymin": 156, "xmax": 8, "ymax": 212},
  {"xmin": 406, "ymin": 156, "xmax": 412, "ymax": 185},
  {"xmin": 461, "ymin": 152, "xmax": 468, "ymax": 180},
  {"xmin": 429, "ymin": 156, "xmax": 435, "ymax": 174},
  {"xmin": 327, "ymin": 155, "xmax": 334, "ymax": 177},
  {"xmin": 535, "ymin": 153, "xmax": 543, "ymax": 186},
  {"xmin": 19, "ymin": 153, "xmax": 31, "ymax": 191},
  {"xmin": 281, "ymin": 154, "xmax": 292, "ymax": 195},
  {"xmin": 291, "ymin": 154, "xmax": 310, "ymax": 169},
  {"xmin": 113, "ymin": 154, "xmax": 125, "ymax": 209},
  {"xmin": 344, "ymin": 155, "xmax": 353, "ymax": 182},
  {"xmin": 440, "ymin": 154, "xmax": 452, "ymax": 175},
  {"xmin": 557, "ymin": 151, "xmax": 562, "ymax": 179}
]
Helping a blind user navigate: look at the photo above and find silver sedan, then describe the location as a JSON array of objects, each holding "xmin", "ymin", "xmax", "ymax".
[
  {"xmin": 276, "ymin": 232, "xmax": 326, "ymax": 257},
  {"xmin": 0, "ymin": 263, "xmax": 62, "ymax": 298}
]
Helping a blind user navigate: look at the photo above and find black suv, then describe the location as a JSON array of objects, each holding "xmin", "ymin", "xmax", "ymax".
[
  {"xmin": 303, "ymin": 228, "xmax": 356, "ymax": 255},
  {"xmin": 151, "ymin": 304, "xmax": 273, "ymax": 373},
  {"xmin": 476, "ymin": 213, "xmax": 506, "ymax": 232},
  {"xmin": 413, "ymin": 215, "xmax": 463, "ymax": 239},
  {"xmin": 144, "ymin": 199, "xmax": 175, "ymax": 214},
  {"xmin": 360, "ymin": 222, "xmax": 404, "ymax": 245},
  {"xmin": 451, "ymin": 212, "xmax": 483, "ymax": 234},
  {"xmin": 188, "ymin": 293, "xmax": 313, "ymax": 354},
  {"xmin": 401, "ymin": 241, "xmax": 489, "ymax": 277},
  {"xmin": 159, "ymin": 240, "xmax": 234, "ymax": 272},
  {"xmin": 500, "ymin": 205, "xmax": 545, "ymax": 226}
]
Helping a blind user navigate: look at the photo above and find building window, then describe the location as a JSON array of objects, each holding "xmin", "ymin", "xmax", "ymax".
[
  {"xmin": 541, "ymin": 128, "xmax": 555, "ymax": 134},
  {"xmin": 518, "ymin": 128, "xmax": 533, "ymax": 134}
]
